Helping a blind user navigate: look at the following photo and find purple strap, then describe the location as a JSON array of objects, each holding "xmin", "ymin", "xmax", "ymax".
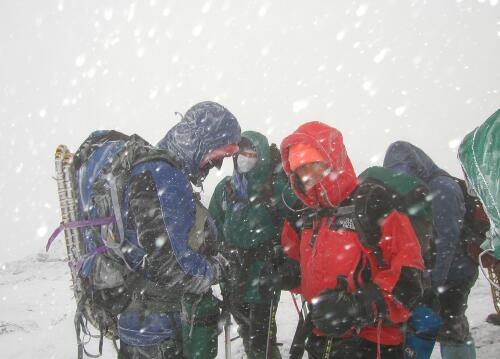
[
  {"xmin": 71, "ymin": 245, "xmax": 109, "ymax": 274},
  {"xmin": 46, "ymin": 217, "xmax": 115, "ymax": 252}
]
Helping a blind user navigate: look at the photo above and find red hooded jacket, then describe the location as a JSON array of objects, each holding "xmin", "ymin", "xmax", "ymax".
[{"xmin": 280, "ymin": 122, "xmax": 425, "ymax": 345}]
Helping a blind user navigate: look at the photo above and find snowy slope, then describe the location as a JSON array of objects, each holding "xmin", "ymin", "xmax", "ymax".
[{"xmin": 1, "ymin": 253, "xmax": 499, "ymax": 358}]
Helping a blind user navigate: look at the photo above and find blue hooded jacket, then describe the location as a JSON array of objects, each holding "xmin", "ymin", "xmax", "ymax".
[
  {"xmin": 119, "ymin": 102, "xmax": 241, "ymax": 346},
  {"xmin": 158, "ymin": 101, "xmax": 241, "ymax": 186},
  {"xmin": 384, "ymin": 141, "xmax": 477, "ymax": 290}
]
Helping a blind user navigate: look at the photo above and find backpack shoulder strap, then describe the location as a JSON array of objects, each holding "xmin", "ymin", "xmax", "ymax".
[
  {"xmin": 331, "ymin": 179, "xmax": 399, "ymax": 267},
  {"xmin": 360, "ymin": 170, "xmax": 439, "ymax": 273}
]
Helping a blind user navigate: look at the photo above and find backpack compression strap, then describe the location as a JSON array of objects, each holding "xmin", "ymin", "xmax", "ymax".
[{"xmin": 46, "ymin": 216, "xmax": 115, "ymax": 251}]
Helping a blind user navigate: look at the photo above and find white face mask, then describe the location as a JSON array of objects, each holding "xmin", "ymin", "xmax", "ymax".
[{"xmin": 237, "ymin": 154, "xmax": 258, "ymax": 173}]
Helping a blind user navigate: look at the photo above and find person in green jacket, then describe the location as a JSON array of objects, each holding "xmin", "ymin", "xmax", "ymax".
[
  {"xmin": 459, "ymin": 108, "xmax": 500, "ymax": 326},
  {"xmin": 209, "ymin": 130, "xmax": 297, "ymax": 359}
]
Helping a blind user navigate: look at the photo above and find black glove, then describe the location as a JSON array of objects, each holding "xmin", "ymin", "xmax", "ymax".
[
  {"xmin": 420, "ymin": 288, "xmax": 440, "ymax": 312},
  {"xmin": 258, "ymin": 257, "xmax": 301, "ymax": 299},
  {"xmin": 311, "ymin": 276, "xmax": 387, "ymax": 337},
  {"xmin": 209, "ymin": 253, "xmax": 231, "ymax": 284}
]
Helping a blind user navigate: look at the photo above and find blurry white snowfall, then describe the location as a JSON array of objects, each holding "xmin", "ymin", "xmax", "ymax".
[
  {"xmin": 1, "ymin": 0, "xmax": 500, "ymax": 358},
  {"xmin": 0, "ymin": 253, "xmax": 498, "ymax": 358}
]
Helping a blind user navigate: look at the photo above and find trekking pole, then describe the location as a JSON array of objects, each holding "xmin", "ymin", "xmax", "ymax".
[
  {"xmin": 265, "ymin": 295, "xmax": 277, "ymax": 359},
  {"xmin": 224, "ymin": 311, "xmax": 232, "ymax": 359},
  {"xmin": 219, "ymin": 277, "xmax": 233, "ymax": 359},
  {"xmin": 322, "ymin": 337, "xmax": 333, "ymax": 359},
  {"xmin": 218, "ymin": 286, "xmax": 232, "ymax": 359},
  {"xmin": 290, "ymin": 292, "xmax": 301, "ymax": 317},
  {"xmin": 289, "ymin": 295, "xmax": 310, "ymax": 359}
]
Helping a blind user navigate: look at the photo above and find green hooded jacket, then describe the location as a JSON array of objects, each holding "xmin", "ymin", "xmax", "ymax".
[
  {"xmin": 209, "ymin": 131, "xmax": 297, "ymax": 304},
  {"xmin": 458, "ymin": 109, "xmax": 500, "ymax": 259}
]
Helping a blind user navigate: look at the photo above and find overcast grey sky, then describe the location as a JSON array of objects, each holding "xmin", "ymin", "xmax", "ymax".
[{"xmin": 0, "ymin": 0, "xmax": 499, "ymax": 263}]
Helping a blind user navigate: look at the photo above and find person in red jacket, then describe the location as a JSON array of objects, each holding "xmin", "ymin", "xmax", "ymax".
[{"xmin": 260, "ymin": 122, "xmax": 425, "ymax": 359}]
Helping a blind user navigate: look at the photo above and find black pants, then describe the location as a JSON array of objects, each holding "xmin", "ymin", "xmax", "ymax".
[
  {"xmin": 305, "ymin": 334, "xmax": 403, "ymax": 359},
  {"xmin": 437, "ymin": 271, "xmax": 478, "ymax": 345},
  {"xmin": 118, "ymin": 339, "xmax": 182, "ymax": 359},
  {"xmin": 230, "ymin": 301, "xmax": 280, "ymax": 358}
]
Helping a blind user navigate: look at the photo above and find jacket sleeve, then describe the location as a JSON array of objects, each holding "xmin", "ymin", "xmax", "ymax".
[
  {"xmin": 281, "ymin": 219, "xmax": 301, "ymax": 262},
  {"xmin": 127, "ymin": 161, "xmax": 217, "ymax": 295},
  {"xmin": 279, "ymin": 219, "xmax": 302, "ymax": 292},
  {"xmin": 208, "ymin": 178, "xmax": 229, "ymax": 245},
  {"xmin": 428, "ymin": 178, "xmax": 466, "ymax": 289},
  {"xmin": 392, "ymin": 267, "xmax": 424, "ymax": 309},
  {"xmin": 373, "ymin": 211, "xmax": 425, "ymax": 323}
]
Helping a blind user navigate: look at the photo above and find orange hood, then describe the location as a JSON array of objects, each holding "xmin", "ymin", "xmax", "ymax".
[{"xmin": 280, "ymin": 121, "xmax": 358, "ymax": 208}]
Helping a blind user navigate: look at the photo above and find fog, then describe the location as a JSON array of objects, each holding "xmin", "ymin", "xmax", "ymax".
[{"xmin": 0, "ymin": 0, "xmax": 499, "ymax": 263}]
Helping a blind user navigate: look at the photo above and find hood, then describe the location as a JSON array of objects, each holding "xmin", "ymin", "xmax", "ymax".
[
  {"xmin": 383, "ymin": 141, "xmax": 449, "ymax": 183},
  {"xmin": 280, "ymin": 121, "xmax": 358, "ymax": 208},
  {"xmin": 157, "ymin": 101, "xmax": 241, "ymax": 185},
  {"xmin": 458, "ymin": 109, "xmax": 500, "ymax": 234},
  {"xmin": 235, "ymin": 131, "xmax": 272, "ymax": 196}
]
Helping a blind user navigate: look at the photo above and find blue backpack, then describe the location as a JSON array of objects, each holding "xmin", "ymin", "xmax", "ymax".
[{"xmin": 47, "ymin": 130, "xmax": 180, "ymax": 358}]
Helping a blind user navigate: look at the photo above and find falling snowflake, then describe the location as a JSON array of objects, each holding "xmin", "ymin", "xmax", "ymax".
[{"xmin": 293, "ymin": 99, "xmax": 309, "ymax": 113}]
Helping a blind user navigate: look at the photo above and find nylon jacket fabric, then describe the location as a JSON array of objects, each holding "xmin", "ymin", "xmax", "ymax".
[
  {"xmin": 280, "ymin": 122, "xmax": 424, "ymax": 345},
  {"xmin": 209, "ymin": 131, "xmax": 296, "ymax": 303},
  {"xmin": 119, "ymin": 160, "xmax": 219, "ymax": 346},
  {"xmin": 384, "ymin": 141, "xmax": 477, "ymax": 288},
  {"xmin": 458, "ymin": 109, "xmax": 500, "ymax": 258},
  {"xmin": 119, "ymin": 103, "xmax": 240, "ymax": 345},
  {"xmin": 157, "ymin": 101, "xmax": 241, "ymax": 185}
]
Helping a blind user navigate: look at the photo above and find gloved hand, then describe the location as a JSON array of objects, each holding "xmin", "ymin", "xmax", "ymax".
[
  {"xmin": 420, "ymin": 288, "xmax": 440, "ymax": 312},
  {"xmin": 311, "ymin": 276, "xmax": 387, "ymax": 337},
  {"xmin": 210, "ymin": 253, "xmax": 231, "ymax": 284},
  {"xmin": 258, "ymin": 262, "xmax": 280, "ymax": 299},
  {"xmin": 258, "ymin": 257, "xmax": 301, "ymax": 299}
]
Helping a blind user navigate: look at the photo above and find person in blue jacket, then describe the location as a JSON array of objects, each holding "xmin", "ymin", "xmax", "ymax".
[
  {"xmin": 117, "ymin": 101, "xmax": 241, "ymax": 358},
  {"xmin": 384, "ymin": 141, "xmax": 478, "ymax": 359}
]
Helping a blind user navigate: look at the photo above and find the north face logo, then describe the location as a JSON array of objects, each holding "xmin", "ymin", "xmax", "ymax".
[{"xmin": 337, "ymin": 217, "xmax": 355, "ymax": 230}]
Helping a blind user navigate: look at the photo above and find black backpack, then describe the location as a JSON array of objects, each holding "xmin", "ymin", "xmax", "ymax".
[
  {"xmin": 49, "ymin": 130, "xmax": 181, "ymax": 358},
  {"xmin": 451, "ymin": 177, "xmax": 491, "ymax": 264},
  {"xmin": 301, "ymin": 166, "xmax": 435, "ymax": 274}
]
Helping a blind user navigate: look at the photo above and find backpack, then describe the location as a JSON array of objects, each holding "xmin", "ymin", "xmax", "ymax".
[
  {"xmin": 450, "ymin": 177, "xmax": 491, "ymax": 264},
  {"xmin": 311, "ymin": 166, "xmax": 434, "ymax": 275},
  {"xmin": 357, "ymin": 166, "xmax": 435, "ymax": 271},
  {"xmin": 47, "ymin": 130, "xmax": 181, "ymax": 358}
]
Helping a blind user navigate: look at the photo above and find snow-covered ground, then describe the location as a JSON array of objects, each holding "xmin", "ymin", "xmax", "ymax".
[{"xmin": 1, "ymin": 253, "xmax": 499, "ymax": 358}]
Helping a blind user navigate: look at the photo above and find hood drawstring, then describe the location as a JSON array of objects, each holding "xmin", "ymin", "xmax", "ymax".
[{"xmin": 281, "ymin": 190, "xmax": 309, "ymax": 213}]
